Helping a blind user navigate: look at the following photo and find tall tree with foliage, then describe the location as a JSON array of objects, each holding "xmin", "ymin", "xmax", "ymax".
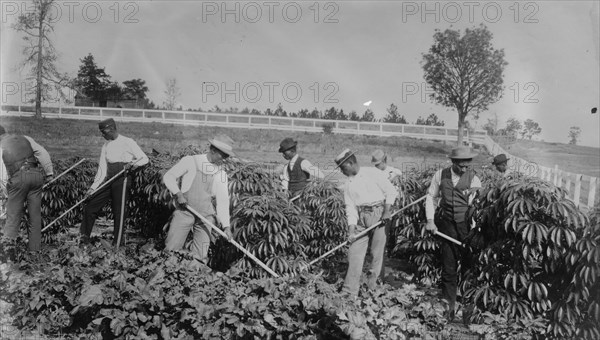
[
  {"xmin": 12, "ymin": 0, "xmax": 70, "ymax": 118},
  {"xmin": 382, "ymin": 103, "xmax": 407, "ymax": 124},
  {"xmin": 73, "ymin": 54, "xmax": 114, "ymax": 103},
  {"xmin": 122, "ymin": 79, "xmax": 149, "ymax": 106},
  {"xmin": 422, "ymin": 25, "xmax": 507, "ymax": 145},
  {"xmin": 568, "ymin": 126, "xmax": 581, "ymax": 145},
  {"xmin": 361, "ymin": 109, "xmax": 375, "ymax": 122},
  {"xmin": 415, "ymin": 113, "xmax": 445, "ymax": 126},
  {"xmin": 521, "ymin": 119, "xmax": 542, "ymax": 140},
  {"xmin": 503, "ymin": 118, "xmax": 522, "ymax": 136},
  {"xmin": 163, "ymin": 78, "xmax": 181, "ymax": 110}
]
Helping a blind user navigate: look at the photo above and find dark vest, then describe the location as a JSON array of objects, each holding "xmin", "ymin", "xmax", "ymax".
[
  {"xmin": 1, "ymin": 135, "xmax": 35, "ymax": 176},
  {"xmin": 438, "ymin": 167, "xmax": 475, "ymax": 223},
  {"xmin": 287, "ymin": 157, "xmax": 310, "ymax": 193}
]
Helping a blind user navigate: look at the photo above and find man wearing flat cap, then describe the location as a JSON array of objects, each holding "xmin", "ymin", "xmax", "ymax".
[
  {"xmin": 81, "ymin": 118, "xmax": 149, "ymax": 246},
  {"xmin": 492, "ymin": 154, "xmax": 510, "ymax": 175},
  {"xmin": 163, "ymin": 134, "xmax": 234, "ymax": 264},
  {"xmin": 0, "ymin": 125, "xmax": 54, "ymax": 252},
  {"xmin": 424, "ymin": 146, "xmax": 481, "ymax": 322},
  {"xmin": 335, "ymin": 149, "xmax": 398, "ymax": 297},
  {"xmin": 278, "ymin": 137, "xmax": 325, "ymax": 198}
]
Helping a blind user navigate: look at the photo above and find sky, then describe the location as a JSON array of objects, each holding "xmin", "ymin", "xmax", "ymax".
[{"xmin": 1, "ymin": 0, "xmax": 599, "ymax": 147}]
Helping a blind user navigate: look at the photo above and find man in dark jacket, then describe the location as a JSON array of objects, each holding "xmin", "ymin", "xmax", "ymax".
[
  {"xmin": 425, "ymin": 146, "xmax": 481, "ymax": 321},
  {"xmin": 0, "ymin": 125, "xmax": 54, "ymax": 251},
  {"xmin": 279, "ymin": 138, "xmax": 325, "ymax": 198}
]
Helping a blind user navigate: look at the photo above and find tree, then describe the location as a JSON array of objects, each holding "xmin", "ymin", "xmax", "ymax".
[
  {"xmin": 12, "ymin": 0, "xmax": 69, "ymax": 118},
  {"xmin": 348, "ymin": 110, "xmax": 360, "ymax": 121},
  {"xmin": 361, "ymin": 109, "xmax": 375, "ymax": 122},
  {"xmin": 382, "ymin": 103, "xmax": 407, "ymax": 124},
  {"xmin": 122, "ymin": 79, "xmax": 149, "ymax": 107},
  {"xmin": 482, "ymin": 112, "xmax": 499, "ymax": 135},
  {"xmin": 274, "ymin": 103, "xmax": 287, "ymax": 117},
  {"xmin": 422, "ymin": 25, "xmax": 507, "ymax": 145},
  {"xmin": 521, "ymin": 119, "xmax": 542, "ymax": 140},
  {"xmin": 73, "ymin": 54, "xmax": 114, "ymax": 104},
  {"xmin": 568, "ymin": 126, "xmax": 581, "ymax": 145},
  {"xmin": 163, "ymin": 78, "xmax": 181, "ymax": 111},
  {"xmin": 415, "ymin": 113, "xmax": 445, "ymax": 126},
  {"xmin": 323, "ymin": 107, "xmax": 338, "ymax": 120},
  {"xmin": 504, "ymin": 118, "xmax": 522, "ymax": 136}
]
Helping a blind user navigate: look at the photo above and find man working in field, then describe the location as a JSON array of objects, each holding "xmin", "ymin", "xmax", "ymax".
[
  {"xmin": 492, "ymin": 154, "xmax": 510, "ymax": 176},
  {"xmin": 424, "ymin": 146, "xmax": 481, "ymax": 322},
  {"xmin": 335, "ymin": 149, "xmax": 398, "ymax": 297},
  {"xmin": 163, "ymin": 135, "xmax": 234, "ymax": 264},
  {"xmin": 279, "ymin": 137, "xmax": 325, "ymax": 198},
  {"xmin": 81, "ymin": 119, "xmax": 149, "ymax": 247},
  {"xmin": 371, "ymin": 149, "xmax": 403, "ymax": 281},
  {"xmin": 0, "ymin": 125, "xmax": 54, "ymax": 252}
]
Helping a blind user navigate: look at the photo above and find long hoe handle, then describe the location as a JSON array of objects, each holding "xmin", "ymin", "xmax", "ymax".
[
  {"xmin": 434, "ymin": 231, "xmax": 465, "ymax": 247},
  {"xmin": 185, "ymin": 205, "xmax": 280, "ymax": 278},
  {"xmin": 309, "ymin": 195, "xmax": 427, "ymax": 266},
  {"xmin": 115, "ymin": 176, "xmax": 128, "ymax": 250},
  {"xmin": 43, "ymin": 158, "xmax": 86, "ymax": 189},
  {"xmin": 42, "ymin": 169, "xmax": 127, "ymax": 233}
]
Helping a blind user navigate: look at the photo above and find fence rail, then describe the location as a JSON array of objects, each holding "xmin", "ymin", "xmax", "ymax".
[{"xmin": 1, "ymin": 104, "xmax": 596, "ymax": 210}]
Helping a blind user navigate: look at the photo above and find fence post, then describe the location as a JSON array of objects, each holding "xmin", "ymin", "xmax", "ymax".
[
  {"xmin": 565, "ymin": 174, "xmax": 572, "ymax": 199},
  {"xmin": 574, "ymin": 174, "xmax": 583, "ymax": 206},
  {"xmin": 588, "ymin": 177, "xmax": 598, "ymax": 210},
  {"xmin": 553, "ymin": 165, "xmax": 559, "ymax": 186},
  {"xmin": 557, "ymin": 170, "xmax": 563, "ymax": 189}
]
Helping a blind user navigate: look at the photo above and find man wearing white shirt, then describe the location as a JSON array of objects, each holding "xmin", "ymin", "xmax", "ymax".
[
  {"xmin": 424, "ymin": 146, "xmax": 481, "ymax": 322},
  {"xmin": 0, "ymin": 125, "xmax": 54, "ymax": 252},
  {"xmin": 163, "ymin": 135, "xmax": 234, "ymax": 264},
  {"xmin": 371, "ymin": 149, "xmax": 403, "ymax": 183},
  {"xmin": 81, "ymin": 119, "xmax": 149, "ymax": 246},
  {"xmin": 335, "ymin": 149, "xmax": 398, "ymax": 297},
  {"xmin": 279, "ymin": 138, "xmax": 325, "ymax": 197}
]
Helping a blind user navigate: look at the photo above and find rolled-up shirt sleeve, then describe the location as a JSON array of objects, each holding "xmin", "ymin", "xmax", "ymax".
[
  {"xmin": 425, "ymin": 170, "xmax": 442, "ymax": 220},
  {"xmin": 213, "ymin": 171, "xmax": 231, "ymax": 228},
  {"xmin": 24, "ymin": 136, "xmax": 53, "ymax": 176},
  {"xmin": 163, "ymin": 156, "xmax": 195, "ymax": 195},
  {"xmin": 344, "ymin": 187, "xmax": 359, "ymax": 226}
]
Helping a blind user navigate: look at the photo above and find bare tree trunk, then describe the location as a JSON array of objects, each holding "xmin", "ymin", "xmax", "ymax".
[
  {"xmin": 457, "ymin": 114, "xmax": 465, "ymax": 146},
  {"xmin": 35, "ymin": 7, "xmax": 44, "ymax": 119}
]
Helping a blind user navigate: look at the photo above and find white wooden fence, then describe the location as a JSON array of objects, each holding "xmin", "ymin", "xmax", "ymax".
[{"xmin": 1, "ymin": 104, "xmax": 597, "ymax": 210}]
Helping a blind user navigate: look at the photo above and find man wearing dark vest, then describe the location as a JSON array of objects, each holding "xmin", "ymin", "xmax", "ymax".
[
  {"xmin": 278, "ymin": 137, "xmax": 325, "ymax": 197},
  {"xmin": 80, "ymin": 119, "xmax": 149, "ymax": 246},
  {"xmin": 425, "ymin": 146, "xmax": 481, "ymax": 322},
  {"xmin": 163, "ymin": 135, "xmax": 234, "ymax": 264},
  {"xmin": 0, "ymin": 125, "xmax": 54, "ymax": 251}
]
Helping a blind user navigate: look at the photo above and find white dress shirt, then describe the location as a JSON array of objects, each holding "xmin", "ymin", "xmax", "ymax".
[
  {"xmin": 343, "ymin": 167, "xmax": 398, "ymax": 226},
  {"xmin": 380, "ymin": 165, "xmax": 403, "ymax": 182},
  {"xmin": 163, "ymin": 154, "xmax": 230, "ymax": 228},
  {"xmin": 90, "ymin": 134, "xmax": 149, "ymax": 191},
  {"xmin": 425, "ymin": 167, "xmax": 482, "ymax": 220},
  {"xmin": 281, "ymin": 154, "xmax": 325, "ymax": 190}
]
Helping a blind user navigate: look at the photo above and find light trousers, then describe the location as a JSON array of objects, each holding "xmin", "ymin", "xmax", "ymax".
[{"xmin": 165, "ymin": 209, "xmax": 214, "ymax": 263}]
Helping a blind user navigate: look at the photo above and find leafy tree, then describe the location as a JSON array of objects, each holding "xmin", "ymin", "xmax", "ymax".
[
  {"xmin": 348, "ymin": 110, "xmax": 360, "ymax": 121},
  {"xmin": 73, "ymin": 54, "xmax": 113, "ymax": 103},
  {"xmin": 382, "ymin": 103, "xmax": 407, "ymax": 124},
  {"xmin": 422, "ymin": 25, "xmax": 507, "ymax": 145},
  {"xmin": 274, "ymin": 103, "xmax": 287, "ymax": 117},
  {"xmin": 568, "ymin": 126, "xmax": 581, "ymax": 145},
  {"xmin": 521, "ymin": 119, "xmax": 542, "ymax": 140},
  {"xmin": 309, "ymin": 108, "xmax": 321, "ymax": 119},
  {"xmin": 122, "ymin": 79, "xmax": 149, "ymax": 108},
  {"xmin": 482, "ymin": 112, "xmax": 499, "ymax": 135},
  {"xmin": 503, "ymin": 118, "xmax": 522, "ymax": 136},
  {"xmin": 264, "ymin": 108, "xmax": 273, "ymax": 116},
  {"xmin": 361, "ymin": 109, "xmax": 375, "ymax": 122},
  {"xmin": 415, "ymin": 113, "xmax": 445, "ymax": 126},
  {"xmin": 12, "ymin": 0, "xmax": 70, "ymax": 118},
  {"xmin": 323, "ymin": 107, "xmax": 338, "ymax": 120},
  {"xmin": 337, "ymin": 109, "xmax": 348, "ymax": 121},
  {"xmin": 250, "ymin": 108, "xmax": 261, "ymax": 115},
  {"xmin": 163, "ymin": 78, "xmax": 181, "ymax": 111},
  {"xmin": 296, "ymin": 109, "xmax": 309, "ymax": 118}
]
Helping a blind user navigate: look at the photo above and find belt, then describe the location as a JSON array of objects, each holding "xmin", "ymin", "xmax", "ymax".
[
  {"xmin": 357, "ymin": 201, "xmax": 384, "ymax": 213},
  {"xmin": 6, "ymin": 157, "xmax": 38, "ymax": 176}
]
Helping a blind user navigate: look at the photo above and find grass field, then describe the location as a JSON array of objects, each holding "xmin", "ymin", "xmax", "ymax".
[{"xmin": 0, "ymin": 116, "xmax": 490, "ymax": 173}]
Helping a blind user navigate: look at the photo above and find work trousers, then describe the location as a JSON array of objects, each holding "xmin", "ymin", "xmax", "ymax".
[
  {"xmin": 4, "ymin": 167, "xmax": 44, "ymax": 251},
  {"xmin": 436, "ymin": 215, "xmax": 473, "ymax": 307},
  {"xmin": 343, "ymin": 205, "xmax": 386, "ymax": 296},
  {"xmin": 165, "ymin": 210, "xmax": 215, "ymax": 263},
  {"xmin": 80, "ymin": 175, "xmax": 131, "ymax": 245}
]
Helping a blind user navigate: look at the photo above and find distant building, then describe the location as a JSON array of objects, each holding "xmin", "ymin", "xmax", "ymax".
[{"xmin": 74, "ymin": 94, "xmax": 140, "ymax": 108}]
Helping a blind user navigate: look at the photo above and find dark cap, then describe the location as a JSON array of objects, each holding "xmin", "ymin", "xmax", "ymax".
[
  {"xmin": 98, "ymin": 118, "xmax": 116, "ymax": 130},
  {"xmin": 492, "ymin": 154, "xmax": 509, "ymax": 165},
  {"xmin": 278, "ymin": 137, "xmax": 297, "ymax": 153}
]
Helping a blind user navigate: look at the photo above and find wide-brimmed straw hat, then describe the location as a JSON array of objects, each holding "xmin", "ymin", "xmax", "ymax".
[
  {"xmin": 335, "ymin": 148, "xmax": 355, "ymax": 167},
  {"xmin": 447, "ymin": 146, "xmax": 478, "ymax": 160},
  {"xmin": 209, "ymin": 134, "xmax": 235, "ymax": 157},
  {"xmin": 278, "ymin": 137, "xmax": 297, "ymax": 153}
]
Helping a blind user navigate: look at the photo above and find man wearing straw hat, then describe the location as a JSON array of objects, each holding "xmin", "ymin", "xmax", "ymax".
[
  {"xmin": 335, "ymin": 149, "xmax": 398, "ymax": 297},
  {"xmin": 163, "ymin": 135, "xmax": 234, "ymax": 264},
  {"xmin": 278, "ymin": 137, "xmax": 325, "ymax": 198},
  {"xmin": 0, "ymin": 125, "xmax": 54, "ymax": 252},
  {"xmin": 80, "ymin": 118, "xmax": 149, "ymax": 246},
  {"xmin": 424, "ymin": 146, "xmax": 481, "ymax": 322}
]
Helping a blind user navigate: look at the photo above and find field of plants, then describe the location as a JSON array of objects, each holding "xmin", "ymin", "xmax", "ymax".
[{"xmin": 0, "ymin": 140, "xmax": 598, "ymax": 339}]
